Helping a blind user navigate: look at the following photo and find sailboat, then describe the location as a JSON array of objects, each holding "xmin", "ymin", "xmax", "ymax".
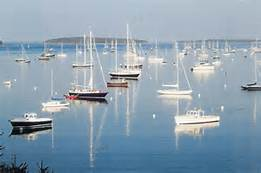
[
  {"xmin": 107, "ymin": 40, "xmax": 128, "ymax": 87},
  {"xmin": 15, "ymin": 44, "xmax": 31, "ymax": 63},
  {"xmin": 57, "ymin": 43, "xmax": 67, "ymax": 57},
  {"xmin": 102, "ymin": 40, "xmax": 109, "ymax": 55},
  {"xmin": 191, "ymin": 40, "xmax": 215, "ymax": 71},
  {"xmin": 158, "ymin": 42, "xmax": 192, "ymax": 95},
  {"xmin": 110, "ymin": 40, "xmax": 116, "ymax": 53},
  {"xmin": 251, "ymin": 39, "xmax": 261, "ymax": 54},
  {"xmin": 121, "ymin": 24, "xmax": 143, "ymax": 69},
  {"xmin": 72, "ymin": 34, "xmax": 93, "ymax": 68},
  {"xmin": 66, "ymin": 31, "xmax": 108, "ymax": 100},
  {"xmin": 109, "ymin": 24, "xmax": 141, "ymax": 79},
  {"xmin": 241, "ymin": 53, "xmax": 261, "ymax": 91},
  {"xmin": 148, "ymin": 40, "xmax": 164, "ymax": 64},
  {"xmin": 39, "ymin": 42, "xmax": 55, "ymax": 60},
  {"xmin": 42, "ymin": 70, "xmax": 70, "ymax": 108}
]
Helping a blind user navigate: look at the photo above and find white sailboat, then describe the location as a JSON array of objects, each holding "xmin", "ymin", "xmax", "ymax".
[
  {"xmin": 39, "ymin": 42, "xmax": 55, "ymax": 60},
  {"xmin": 107, "ymin": 40, "xmax": 128, "ymax": 87},
  {"xmin": 191, "ymin": 40, "xmax": 215, "ymax": 71},
  {"xmin": 102, "ymin": 40, "xmax": 109, "ymax": 55},
  {"xmin": 57, "ymin": 43, "xmax": 67, "ymax": 57},
  {"xmin": 72, "ymin": 34, "xmax": 93, "ymax": 68},
  {"xmin": 15, "ymin": 44, "xmax": 31, "ymax": 63},
  {"xmin": 251, "ymin": 39, "xmax": 261, "ymax": 54},
  {"xmin": 42, "ymin": 70, "xmax": 70, "ymax": 108},
  {"xmin": 158, "ymin": 42, "xmax": 192, "ymax": 95},
  {"xmin": 109, "ymin": 24, "xmax": 141, "ymax": 79}
]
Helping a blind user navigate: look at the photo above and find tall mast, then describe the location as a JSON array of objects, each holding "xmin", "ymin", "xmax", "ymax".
[
  {"xmin": 115, "ymin": 40, "xmax": 118, "ymax": 72},
  {"xmin": 89, "ymin": 31, "xmax": 94, "ymax": 90},
  {"xmin": 126, "ymin": 24, "xmax": 130, "ymax": 67},
  {"xmin": 51, "ymin": 69, "xmax": 54, "ymax": 97},
  {"xmin": 83, "ymin": 34, "xmax": 87, "ymax": 64},
  {"xmin": 254, "ymin": 53, "xmax": 257, "ymax": 82},
  {"xmin": 176, "ymin": 42, "xmax": 179, "ymax": 89},
  {"xmin": 75, "ymin": 44, "xmax": 78, "ymax": 64}
]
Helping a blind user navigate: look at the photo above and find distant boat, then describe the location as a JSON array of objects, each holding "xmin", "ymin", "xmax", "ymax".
[
  {"xmin": 39, "ymin": 42, "xmax": 55, "ymax": 60},
  {"xmin": 15, "ymin": 44, "xmax": 31, "ymax": 63},
  {"xmin": 42, "ymin": 70, "xmax": 70, "ymax": 108},
  {"xmin": 191, "ymin": 61, "xmax": 215, "ymax": 71},
  {"xmin": 107, "ymin": 40, "xmax": 128, "ymax": 88},
  {"xmin": 175, "ymin": 109, "xmax": 220, "ymax": 125},
  {"xmin": 158, "ymin": 42, "xmax": 192, "ymax": 95},
  {"xmin": 57, "ymin": 43, "xmax": 67, "ymax": 57},
  {"xmin": 107, "ymin": 79, "xmax": 128, "ymax": 88},
  {"xmin": 148, "ymin": 40, "xmax": 164, "ymax": 64},
  {"xmin": 109, "ymin": 24, "xmax": 141, "ymax": 79},
  {"xmin": 102, "ymin": 40, "xmax": 109, "ymax": 54},
  {"xmin": 72, "ymin": 35, "xmax": 93, "ymax": 68},
  {"xmin": 3, "ymin": 80, "xmax": 12, "ymax": 86},
  {"xmin": 241, "ymin": 53, "xmax": 261, "ymax": 91},
  {"xmin": 251, "ymin": 39, "xmax": 261, "ymax": 54},
  {"xmin": 191, "ymin": 40, "xmax": 215, "ymax": 71},
  {"xmin": 66, "ymin": 31, "xmax": 108, "ymax": 100},
  {"xmin": 9, "ymin": 113, "xmax": 52, "ymax": 129}
]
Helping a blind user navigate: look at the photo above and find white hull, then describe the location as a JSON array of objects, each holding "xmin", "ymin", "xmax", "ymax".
[
  {"xmin": 175, "ymin": 115, "xmax": 220, "ymax": 125},
  {"xmin": 42, "ymin": 101, "xmax": 69, "ymax": 108},
  {"xmin": 57, "ymin": 53, "xmax": 67, "ymax": 58},
  {"xmin": 157, "ymin": 89, "xmax": 192, "ymax": 95},
  {"xmin": 191, "ymin": 64, "xmax": 215, "ymax": 71}
]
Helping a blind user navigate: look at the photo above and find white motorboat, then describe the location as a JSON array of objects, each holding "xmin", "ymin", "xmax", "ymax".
[{"xmin": 175, "ymin": 109, "xmax": 220, "ymax": 125}]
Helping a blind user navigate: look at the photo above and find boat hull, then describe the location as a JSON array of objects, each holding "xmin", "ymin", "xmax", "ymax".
[
  {"xmin": 9, "ymin": 120, "xmax": 52, "ymax": 128},
  {"xmin": 107, "ymin": 81, "xmax": 128, "ymax": 88},
  {"xmin": 175, "ymin": 115, "xmax": 220, "ymax": 125},
  {"xmin": 157, "ymin": 89, "xmax": 192, "ymax": 95},
  {"xmin": 68, "ymin": 91, "xmax": 108, "ymax": 99}
]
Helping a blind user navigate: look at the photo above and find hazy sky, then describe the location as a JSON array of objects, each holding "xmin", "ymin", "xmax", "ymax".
[{"xmin": 1, "ymin": 0, "xmax": 261, "ymax": 41}]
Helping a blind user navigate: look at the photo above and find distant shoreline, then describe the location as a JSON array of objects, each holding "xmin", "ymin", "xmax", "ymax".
[{"xmin": 46, "ymin": 37, "xmax": 147, "ymax": 45}]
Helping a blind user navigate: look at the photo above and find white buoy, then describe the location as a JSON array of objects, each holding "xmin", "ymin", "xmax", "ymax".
[
  {"xmin": 152, "ymin": 113, "xmax": 156, "ymax": 119},
  {"xmin": 198, "ymin": 93, "xmax": 201, "ymax": 99},
  {"xmin": 224, "ymin": 84, "xmax": 227, "ymax": 89},
  {"xmin": 33, "ymin": 86, "xmax": 38, "ymax": 91}
]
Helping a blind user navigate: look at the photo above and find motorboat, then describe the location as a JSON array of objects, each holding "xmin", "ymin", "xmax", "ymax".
[
  {"xmin": 175, "ymin": 109, "xmax": 220, "ymax": 125},
  {"xmin": 9, "ymin": 113, "xmax": 52, "ymax": 128}
]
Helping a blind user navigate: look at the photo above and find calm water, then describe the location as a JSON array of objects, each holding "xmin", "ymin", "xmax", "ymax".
[{"xmin": 0, "ymin": 42, "xmax": 260, "ymax": 172}]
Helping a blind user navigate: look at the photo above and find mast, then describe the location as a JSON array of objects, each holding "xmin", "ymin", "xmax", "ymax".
[
  {"xmin": 89, "ymin": 31, "xmax": 94, "ymax": 90},
  {"xmin": 126, "ymin": 24, "xmax": 130, "ymax": 68},
  {"xmin": 254, "ymin": 53, "xmax": 257, "ymax": 82},
  {"xmin": 115, "ymin": 40, "xmax": 118, "ymax": 72},
  {"xmin": 61, "ymin": 43, "xmax": 63, "ymax": 54},
  {"xmin": 83, "ymin": 34, "xmax": 87, "ymax": 64},
  {"xmin": 155, "ymin": 40, "xmax": 158, "ymax": 58},
  {"xmin": 176, "ymin": 42, "xmax": 179, "ymax": 89},
  {"xmin": 75, "ymin": 44, "xmax": 78, "ymax": 64},
  {"xmin": 51, "ymin": 69, "xmax": 54, "ymax": 97}
]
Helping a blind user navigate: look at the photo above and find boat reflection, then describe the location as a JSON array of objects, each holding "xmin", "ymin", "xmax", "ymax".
[
  {"xmin": 158, "ymin": 94, "xmax": 192, "ymax": 105},
  {"xmin": 10, "ymin": 126, "xmax": 52, "ymax": 141},
  {"xmin": 192, "ymin": 70, "xmax": 215, "ymax": 82},
  {"xmin": 42, "ymin": 106, "xmax": 70, "ymax": 113},
  {"xmin": 175, "ymin": 122, "xmax": 219, "ymax": 149}
]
